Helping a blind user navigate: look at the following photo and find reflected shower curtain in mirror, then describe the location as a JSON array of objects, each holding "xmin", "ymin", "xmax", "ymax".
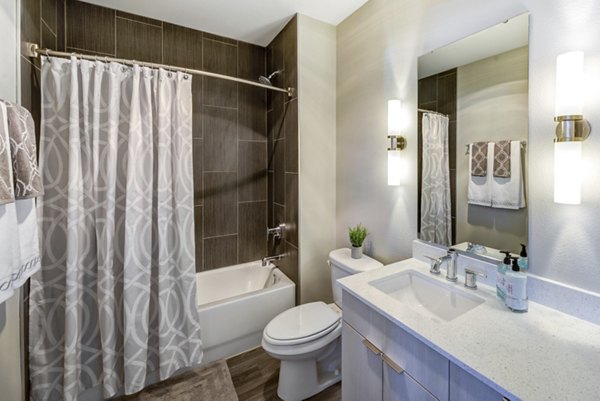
[
  {"xmin": 420, "ymin": 113, "xmax": 452, "ymax": 246},
  {"xmin": 29, "ymin": 56, "xmax": 203, "ymax": 401}
]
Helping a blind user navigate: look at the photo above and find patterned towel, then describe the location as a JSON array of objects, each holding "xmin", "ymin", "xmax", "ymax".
[
  {"xmin": 470, "ymin": 141, "xmax": 488, "ymax": 177},
  {"xmin": 4, "ymin": 101, "xmax": 43, "ymax": 199},
  {"xmin": 494, "ymin": 140, "xmax": 511, "ymax": 178},
  {"xmin": 0, "ymin": 102, "xmax": 15, "ymax": 204}
]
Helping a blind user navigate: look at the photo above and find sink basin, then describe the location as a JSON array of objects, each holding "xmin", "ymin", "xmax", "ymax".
[{"xmin": 369, "ymin": 269, "xmax": 485, "ymax": 322}]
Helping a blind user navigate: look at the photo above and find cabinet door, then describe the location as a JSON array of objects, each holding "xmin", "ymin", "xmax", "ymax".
[
  {"xmin": 384, "ymin": 321, "xmax": 449, "ymax": 401},
  {"xmin": 383, "ymin": 357, "xmax": 438, "ymax": 401},
  {"xmin": 449, "ymin": 362, "xmax": 507, "ymax": 401},
  {"xmin": 342, "ymin": 321, "xmax": 383, "ymax": 401}
]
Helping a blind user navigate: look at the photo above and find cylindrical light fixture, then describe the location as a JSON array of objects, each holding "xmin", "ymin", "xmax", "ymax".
[
  {"xmin": 387, "ymin": 100, "xmax": 405, "ymax": 186},
  {"xmin": 554, "ymin": 141, "xmax": 582, "ymax": 204},
  {"xmin": 553, "ymin": 51, "xmax": 590, "ymax": 205}
]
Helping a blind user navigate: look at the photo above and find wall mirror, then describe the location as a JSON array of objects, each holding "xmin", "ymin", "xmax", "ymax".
[{"xmin": 417, "ymin": 13, "xmax": 529, "ymax": 261}]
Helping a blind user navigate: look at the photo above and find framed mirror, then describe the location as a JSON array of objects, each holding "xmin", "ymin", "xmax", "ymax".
[{"xmin": 417, "ymin": 13, "xmax": 529, "ymax": 261}]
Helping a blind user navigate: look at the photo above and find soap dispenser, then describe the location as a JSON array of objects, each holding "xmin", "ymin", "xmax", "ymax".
[
  {"xmin": 506, "ymin": 257, "xmax": 528, "ymax": 313},
  {"xmin": 496, "ymin": 251, "xmax": 511, "ymax": 302},
  {"xmin": 518, "ymin": 244, "xmax": 528, "ymax": 272}
]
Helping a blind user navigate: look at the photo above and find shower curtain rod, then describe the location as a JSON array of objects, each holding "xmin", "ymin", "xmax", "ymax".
[
  {"xmin": 418, "ymin": 108, "xmax": 448, "ymax": 117},
  {"xmin": 24, "ymin": 42, "xmax": 295, "ymax": 98}
]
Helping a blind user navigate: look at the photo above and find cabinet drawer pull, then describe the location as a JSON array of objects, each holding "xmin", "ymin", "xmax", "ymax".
[
  {"xmin": 382, "ymin": 353, "xmax": 405, "ymax": 374},
  {"xmin": 361, "ymin": 339, "xmax": 382, "ymax": 356}
]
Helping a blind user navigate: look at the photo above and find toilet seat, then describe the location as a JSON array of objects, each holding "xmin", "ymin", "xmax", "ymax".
[{"xmin": 263, "ymin": 302, "xmax": 341, "ymax": 346}]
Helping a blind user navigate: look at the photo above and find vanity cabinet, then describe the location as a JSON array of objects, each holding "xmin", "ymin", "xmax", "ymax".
[
  {"xmin": 342, "ymin": 291, "xmax": 447, "ymax": 401},
  {"xmin": 449, "ymin": 362, "xmax": 505, "ymax": 401},
  {"xmin": 342, "ymin": 290, "xmax": 511, "ymax": 401},
  {"xmin": 342, "ymin": 322, "xmax": 436, "ymax": 401}
]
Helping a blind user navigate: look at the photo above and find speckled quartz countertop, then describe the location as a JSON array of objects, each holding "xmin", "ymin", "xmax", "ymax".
[{"xmin": 338, "ymin": 258, "xmax": 600, "ymax": 401}]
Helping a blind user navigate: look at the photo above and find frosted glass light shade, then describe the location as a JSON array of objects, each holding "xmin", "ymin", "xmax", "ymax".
[
  {"xmin": 555, "ymin": 51, "xmax": 584, "ymax": 117},
  {"xmin": 554, "ymin": 141, "xmax": 582, "ymax": 204},
  {"xmin": 388, "ymin": 150, "xmax": 401, "ymax": 186},
  {"xmin": 388, "ymin": 100, "xmax": 402, "ymax": 135}
]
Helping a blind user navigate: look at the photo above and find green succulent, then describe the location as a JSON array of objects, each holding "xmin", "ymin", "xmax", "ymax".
[{"xmin": 348, "ymin": 223, "xmax": 368, "ymax": 247}]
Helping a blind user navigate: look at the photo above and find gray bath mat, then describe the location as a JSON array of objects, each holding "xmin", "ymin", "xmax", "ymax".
[{"xmin": 115, "ymin": 360, "xmax": 239, "ymax": 401}]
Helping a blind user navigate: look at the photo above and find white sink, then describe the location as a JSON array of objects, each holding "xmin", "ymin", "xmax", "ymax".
[{"xmin": 369, "ymin": 269, "xmax": 485, "ymax": 322}]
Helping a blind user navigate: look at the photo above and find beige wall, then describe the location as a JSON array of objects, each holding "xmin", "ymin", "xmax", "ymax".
[
  {"xmin": 0, "ymin": 0, "xmax": 24, "ymax": 399},
  {"xmin": 456, "ymin": 46, "xmax": 528, "ymax": 252},
  {"xmin": 337, "ymin": 0, "xmax": 600, "ymax": 293},
  {"xmin": 297, "ymin": 14, "xmax": 337, "ymax": 303}
]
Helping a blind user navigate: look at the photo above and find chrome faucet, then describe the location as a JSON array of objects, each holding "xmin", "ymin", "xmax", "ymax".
[
  {"xmin": 425, "ymin": 255, "xmax": 448, "ymax": 275},
  {"xmin": 445, "ymin": 249, "xmax": 458, "ymax": 282},
  {"xmin": 425, "ymin": 249, "xmax": 458, "ymax": 281},
  {"xmin": 261, "ymin": 253, "xmax": 286, "ymax": 267}
]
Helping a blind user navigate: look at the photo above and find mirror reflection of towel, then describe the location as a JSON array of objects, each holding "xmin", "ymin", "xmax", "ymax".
[
  {"xmin": 0, "ymin": 103, "xmax": 14, "ymax": 204},
  {"xmin": 494, "ymin": 140, "xmax": 511, "ymax": 178}
]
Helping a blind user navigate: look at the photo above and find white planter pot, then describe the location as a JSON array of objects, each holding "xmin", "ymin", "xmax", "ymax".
[{"xmin": 351, "ymin": 246, "xmax": 363, "ymax": 259}]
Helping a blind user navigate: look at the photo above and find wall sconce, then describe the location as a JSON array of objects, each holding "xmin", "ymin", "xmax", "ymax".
[
  {"xmin": 387, "ymin": 99, "xmax": 406, "ymax": 186},
  {"xmin": 553, "ymin": 51, "xmax": 591, "ymax": 204}
]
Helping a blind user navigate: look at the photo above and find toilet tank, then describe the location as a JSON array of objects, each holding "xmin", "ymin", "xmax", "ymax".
[{"xmin": 329, "ymin": 248, "xmax": 383, "ymax": 307}]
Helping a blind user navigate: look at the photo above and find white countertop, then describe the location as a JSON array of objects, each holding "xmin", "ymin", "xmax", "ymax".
[{"xmin": 339, "ymin": 258, "xmax": 600, "ymax": 401}]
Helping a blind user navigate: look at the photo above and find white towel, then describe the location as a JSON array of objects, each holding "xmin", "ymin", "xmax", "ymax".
[
  {"xmin": 12, "ymin": 198, "xmax": 41, "ymax": 288},
  {"xmin": 492, "ymin": 140, "xmax": 526, "ymax": 209},
  {"xmin": 467, "ymin": 142, "xmax": 493, "ymax": 206},
  {"xmin": 0, "ymin": 102, "xmax": 41, "ymax": 304},
  {"xmin": 0, "ymin": 102, "xmax": 20, "ymax": 303}
]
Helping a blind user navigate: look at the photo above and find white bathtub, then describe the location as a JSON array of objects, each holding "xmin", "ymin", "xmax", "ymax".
[{"xmin": 196, "ymin": 260, "xmax": 295, "ymax": 363}]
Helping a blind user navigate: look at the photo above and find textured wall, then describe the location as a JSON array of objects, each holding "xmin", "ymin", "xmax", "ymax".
[
  {"xmin": 21, "ymin": 0, "xmax": 272, "ymax": 272},
  {"xmin": 297, "ymin": 14, "xmax": 337, "ymax": 304},
  {"xmin": 337, "ymin": 0, "xmax": 600, "ymax": 293}
]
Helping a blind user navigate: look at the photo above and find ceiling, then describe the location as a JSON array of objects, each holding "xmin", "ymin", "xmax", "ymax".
[{"xmin": 84, "ymin": 0, "xmax": 369, "ymax": 46}]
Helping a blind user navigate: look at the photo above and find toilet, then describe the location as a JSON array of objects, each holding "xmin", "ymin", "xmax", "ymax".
[{"xmin": 262, "ymin": 248, "xmax": 383, "ymax": 401}]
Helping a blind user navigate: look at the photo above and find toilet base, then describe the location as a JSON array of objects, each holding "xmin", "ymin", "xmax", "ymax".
[{"xmin": 276, "ymin": 338, "xmax": 341, "ymax": 401}]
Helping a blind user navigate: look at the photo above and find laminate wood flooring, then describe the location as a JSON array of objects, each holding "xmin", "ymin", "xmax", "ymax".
[{"xmin": 227, "ymin": 347, "xmax": 341, "ymax": 401}]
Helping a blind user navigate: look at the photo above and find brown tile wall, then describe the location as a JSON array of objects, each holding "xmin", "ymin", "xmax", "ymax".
[
  {"xmin": 20, "ymin": 0, "xmax": 293, "ymax": 273},
  {"xmin": 417, "ymin": 69, "xmax": 458, "ymax": 243},
  {"xmin": 266, "ymin": 17, "xmax": 299, "ymax": 302}
]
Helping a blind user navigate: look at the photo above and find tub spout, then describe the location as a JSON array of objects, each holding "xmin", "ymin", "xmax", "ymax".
[{"xmin": 262, "ymin": 253, "xmax": 286, "ymax": 267}]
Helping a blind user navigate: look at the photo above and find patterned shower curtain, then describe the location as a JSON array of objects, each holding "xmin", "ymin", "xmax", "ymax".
[
  {"xmin": 420, "ymin": 113, "xmax": 452, "ymax": 246},
  {"xmin": 29, "ymin": 56, "xmax": 203, "ymax": 401}
]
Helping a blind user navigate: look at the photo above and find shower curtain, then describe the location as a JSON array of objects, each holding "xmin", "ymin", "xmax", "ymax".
[
  {"xmin": 29, "ymin": 57, "xmax": 203, "ymax": 401},
  {"xmin": 420, "ymin": 113, "xmax": 452, "ymax": 246}
]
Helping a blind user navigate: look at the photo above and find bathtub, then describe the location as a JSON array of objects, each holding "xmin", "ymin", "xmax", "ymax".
[{"xmin": 196, "ymin": 260, "xmax": 295, "ymax": 363}]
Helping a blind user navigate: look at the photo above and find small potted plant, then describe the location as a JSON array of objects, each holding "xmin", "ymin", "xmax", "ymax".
[{"xmin": 348, "ymin": 223, "xmax": 368, "ymax": 259}]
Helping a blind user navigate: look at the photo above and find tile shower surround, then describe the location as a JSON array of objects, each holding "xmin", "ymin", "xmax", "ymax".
[{"xmin": 21, "ymin": 0, "xmax": 299, "ymax": 286}]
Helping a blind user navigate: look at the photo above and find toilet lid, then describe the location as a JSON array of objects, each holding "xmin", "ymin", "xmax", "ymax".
[{"xmin": 264, "ymin": 302, "xmax": 341, "ymax": 344}]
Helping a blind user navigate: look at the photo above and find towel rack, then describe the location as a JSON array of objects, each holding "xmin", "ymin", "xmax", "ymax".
[{"xmin": 464, "ymin": 141, "xmax": 526, "ymax": 155}]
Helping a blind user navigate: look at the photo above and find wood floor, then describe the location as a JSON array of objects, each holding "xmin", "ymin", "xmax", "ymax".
[{"xmin": 227, "ymin": 347, "xmax": 342, "ymax": 401}]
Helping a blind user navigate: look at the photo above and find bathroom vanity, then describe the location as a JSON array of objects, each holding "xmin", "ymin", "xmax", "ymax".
[{"xmin": 339, "ymin": 256, "xmax": 600, "ymax": 401}]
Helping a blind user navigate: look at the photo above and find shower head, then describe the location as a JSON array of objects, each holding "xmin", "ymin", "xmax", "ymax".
[{"xmin": 258, "ymin": 70, "xmax": 281, "ymax": 86}]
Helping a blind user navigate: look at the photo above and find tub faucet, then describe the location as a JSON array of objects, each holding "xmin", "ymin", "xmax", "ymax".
[
  {"xmin": 262, "ymin": 253, "xmax": 286, "ymax": 267},
  {"xmin": 267, "ymin": 223, "xmax": 286, "ymax": 241}
]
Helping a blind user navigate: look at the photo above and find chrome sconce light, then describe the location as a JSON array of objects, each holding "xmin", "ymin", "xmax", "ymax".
[
  {"xmin": 554, "ymin": 51, "xmax": 591, "ymax": 204},
  {"xmin": 387, "ymin": 99, "xmax": 406, "ymax": 186}
]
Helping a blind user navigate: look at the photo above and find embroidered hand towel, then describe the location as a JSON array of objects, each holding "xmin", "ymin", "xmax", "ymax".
[
  {"xmin": 468, "ymin": 142, "xmax": 494, "ymax": 206},
  {"xmin": 0, "ymin": 102, "xmax": 15, "ymax": 204},
  {"xmin": 491, "ymin": 140, "xmax": 526, "ymax": 209},
  {"xmin": 4, "ymin": 101, "xmax": 43, "ymax": 199},
  {"xmin": 470, "ymin": 141, "xmax": 488, "ymax": 177},
  {"xmin": 494, "ymin": 140, "xmax": 511, "ymax": 178}
]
